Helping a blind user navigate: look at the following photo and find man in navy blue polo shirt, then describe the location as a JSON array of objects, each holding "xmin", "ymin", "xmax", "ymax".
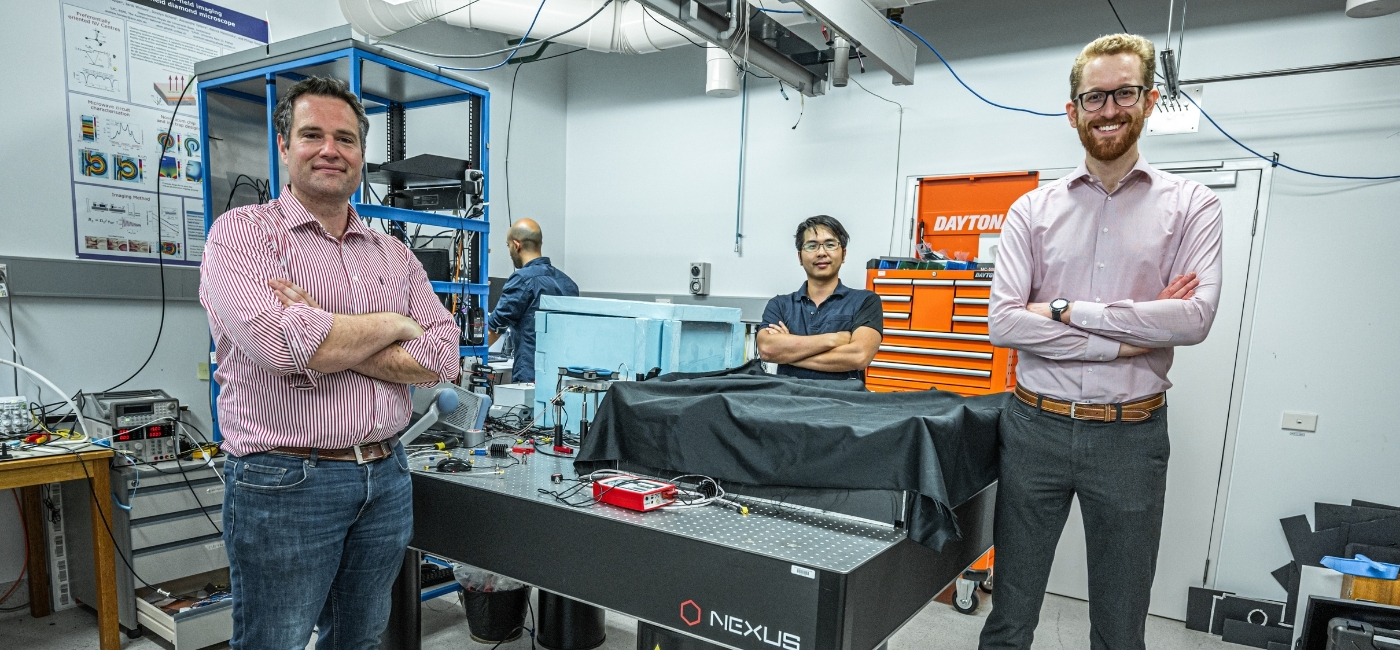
[
  {"xmin": 488, "ymin": 218, "xmax": 578, "ymax": 385},
  {"xmin": 757, "ymin": 215, "xmax": 883, "ymax": 381}
]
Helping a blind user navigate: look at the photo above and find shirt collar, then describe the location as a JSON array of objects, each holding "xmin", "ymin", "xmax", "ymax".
[
  {"xmin": 797, "ymin": 280, "xmax": 850, "ymax": 302},
  {"xmin": 524, "ymin": 257, "xmax": 550, "ymax": 269},
  {"xmin": 276, "ymin": 186, "xmax": 365, "ymax": 238},
  {"xmin": 1067, "ymin": 155, "xmax": 1154, "ymax": 192}
]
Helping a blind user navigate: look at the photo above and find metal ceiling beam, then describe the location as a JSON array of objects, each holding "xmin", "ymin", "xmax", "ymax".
[
  {"xmin": 638, "ymin": 0, "xmax": 825, "ymax": 96},
  {"xmin": 793, "ymin": 0, "xmax": 917, "ymax": 85}
]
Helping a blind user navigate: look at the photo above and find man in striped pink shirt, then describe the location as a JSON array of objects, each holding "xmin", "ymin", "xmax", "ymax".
[
  {"xmin": 199, "ymin": 77, "xmax": 459, "ymax": 650},
  {"xmin": 982, "ymin": 35, "xmax": 1223, "ymax": 650}
]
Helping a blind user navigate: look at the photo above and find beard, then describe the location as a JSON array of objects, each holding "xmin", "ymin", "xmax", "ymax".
[{"xmin": 1077, "ymin": 111, "xmax": 1144, "ymax": 162}]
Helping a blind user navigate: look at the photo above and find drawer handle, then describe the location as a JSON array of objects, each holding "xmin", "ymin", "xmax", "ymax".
[
  {"xmin": 884, "ymin": 328, "xmax": 991, "ymax": 342},
  {"xmin": 953, "ymin": 298, "xmax": 989, "ymax": 305},
  {"xmin": 873, "ymin": 279, "xmax": 913, "ymax": 285},
  {"xmin": 912, "ymin": 279, "xmax": 955, "ymax": 286},
  {"xmin": 879, "ymin": 295, "xmax": 911, "ymax": 303},
  {"xmin": 952, "ymin": 316, "xmax": 989, "ymax": 323},
  {"xmin": 956, "ymin": 280, "xmax": 993, "ymax": 287},
  {"xmin": 879, "ymin": 345, "xmax": 993, "ymax": 360},
  {"xmin": 869, "ymin": 361, "xmax": 992, "ymax": 378},
  {"xmin": 883, "ymin": 312, "xmax": 910, "ymax": 319}
]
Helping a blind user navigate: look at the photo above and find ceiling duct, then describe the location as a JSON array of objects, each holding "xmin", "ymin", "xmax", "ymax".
[{"xmin": 636, "ymin": 0, "xmax": 920, "ymax": 95}]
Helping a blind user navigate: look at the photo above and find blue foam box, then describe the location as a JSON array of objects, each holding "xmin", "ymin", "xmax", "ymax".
[{"xmin": 533, "ymin": 297, "xmax": 745, "ymax": 431}]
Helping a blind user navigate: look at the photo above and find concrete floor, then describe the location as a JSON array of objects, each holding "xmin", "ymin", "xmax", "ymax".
[{"xmin": 0, "ymin": 588, "xmax": 1234, "ymax": 650}]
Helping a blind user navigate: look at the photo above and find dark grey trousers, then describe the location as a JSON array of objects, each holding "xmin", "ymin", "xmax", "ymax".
[{"xmin": 978, "ymin": 397, "xmax": 1170, "ymax": 650}]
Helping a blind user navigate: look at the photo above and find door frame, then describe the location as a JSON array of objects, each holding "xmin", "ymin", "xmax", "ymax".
[{"xmin": 896, "ymin": 157, "xmax": 1276, "ymax": 592}]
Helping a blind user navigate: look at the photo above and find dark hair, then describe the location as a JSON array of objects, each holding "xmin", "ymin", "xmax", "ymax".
[
  {"xmin": 272, "ymin": 77, "xmax": 369, "ymax": 150},
  {"xmin": 794, "ymin": 215, "xmax": 850, "ymax": 251}
]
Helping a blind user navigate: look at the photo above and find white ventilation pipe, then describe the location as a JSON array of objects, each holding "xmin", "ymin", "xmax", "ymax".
[
  {"xmin": 340, "ymin": 0, "xmax": 694, "ymax": 55},
  {"xmin": 705, "ymin": 44, "xmax": 741, "ymax": 97}
]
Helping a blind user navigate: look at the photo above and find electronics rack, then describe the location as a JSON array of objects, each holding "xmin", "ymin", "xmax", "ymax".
[{"xmin": 193, "ymin": 26, "xmax": 491, "ymax": 442}]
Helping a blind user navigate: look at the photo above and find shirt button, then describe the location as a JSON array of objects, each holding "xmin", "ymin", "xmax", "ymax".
[
  {"xmin": 1103, "ymin": 228, "xmax": 1109, "ymax": 233},
  {"xmin": 1098, "ymin": 263, "xmax": 1105, "ymax": 268},
  {"xmin": 1096, "ymin": 296, "xmax": 1101, "ymax": 301},
  {"xmin": 1088, "ymin": 368, "xmax": 1094, "ymax": 373},
  {"xmin": 352, "ymin": 276, "xmax": 358, "ymax": 282},
  {"xmin": 1081, "ymin": 320, "xmax": 1088, "ymax": 325},
  {"xmin": 1107, "ymin": 196, "xmax": 1113, "ymax": 201}
]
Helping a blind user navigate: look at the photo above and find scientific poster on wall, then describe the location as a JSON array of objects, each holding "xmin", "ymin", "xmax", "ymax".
[{"xmin": 61, "ymin": 0, "xmax": 266, "ymax": 265}]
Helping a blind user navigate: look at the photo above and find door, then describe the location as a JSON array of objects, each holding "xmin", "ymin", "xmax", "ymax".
[{"xmin": 1042, "ymin": 166, "xmax": 1266, "ymax": 620}]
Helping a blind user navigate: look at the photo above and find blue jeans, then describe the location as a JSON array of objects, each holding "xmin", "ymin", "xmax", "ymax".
[{"xmin": 222, "ymin": 442, "xmax": 413, "ymax": 650}]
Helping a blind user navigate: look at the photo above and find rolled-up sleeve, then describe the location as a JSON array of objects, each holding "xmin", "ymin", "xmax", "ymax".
[
  {"xmin": 397, "ymin": 252, "xmax": 462, "ymax": 388},
  {"xmin": 199, "ymin": 217, "xmax": 335, "ymax": 388},
  {"xmin": 1068, "ymin": 184, "xmax": 1223, "ymax": 347},
  {"xmin": 989, "ymin": 196, "xmax": 1120, "ymax": 362}
]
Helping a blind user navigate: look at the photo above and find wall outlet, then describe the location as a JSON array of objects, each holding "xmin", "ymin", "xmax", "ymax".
[{"xmin": 1281, "ymin": 411, "xmax": 1318, "ymax": 432}]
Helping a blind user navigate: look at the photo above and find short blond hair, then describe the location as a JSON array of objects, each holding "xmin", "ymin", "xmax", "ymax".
[{"xmin": 1070, "ymin": 34, "xmax": 1155, "ymax": 98}]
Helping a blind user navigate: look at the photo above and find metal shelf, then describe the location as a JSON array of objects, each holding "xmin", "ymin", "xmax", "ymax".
[
  {"xmin": 354, "ymin": 203, "xmax": 489, "ymax": 234},
  {"xmin": 430, "ymin": 282, "xmax": 489, "ymax": 296}
]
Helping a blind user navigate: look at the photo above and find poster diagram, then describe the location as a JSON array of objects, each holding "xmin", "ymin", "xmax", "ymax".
[
  {"xmin": 61, "ymin": 0, "xmax": 267, "ymax": 265},
  {"xmin": 64, "ymin": 7, "xmax": 127, "ymax": 100}
]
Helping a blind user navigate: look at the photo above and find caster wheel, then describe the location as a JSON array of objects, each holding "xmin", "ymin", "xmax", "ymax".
[
  {"xmin": 122, "ymin": 625, "xmax": 145, "ymax": 639},
  {"xmin": 980, "ymin": 578, "xmax": 993, "ymax": 594},
  {"xmin": 953, "ymin": 591, "xmax": 980, "ymax": 615}
]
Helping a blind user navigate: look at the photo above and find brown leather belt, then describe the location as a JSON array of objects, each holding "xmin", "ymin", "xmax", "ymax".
[
  {"xmin": 1014, "ymin": 385, "xmax": 1165, "ymax": 423},
  {"xmin": 269, "ymin": 439, "xmax": 396, "ymax": 465}
]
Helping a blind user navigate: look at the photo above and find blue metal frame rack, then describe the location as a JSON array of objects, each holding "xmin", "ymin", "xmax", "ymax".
[{"xmin": 194, "ymin": 27, "xmax": 491, "ymax": 440}]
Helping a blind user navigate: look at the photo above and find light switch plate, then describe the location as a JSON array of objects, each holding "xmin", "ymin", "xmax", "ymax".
[{"xmin": 1281, "ymin": 412, "xmax": 1318, "ymax": 432}]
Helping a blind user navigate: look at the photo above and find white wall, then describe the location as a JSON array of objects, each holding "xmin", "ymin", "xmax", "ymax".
[
  {"xmin": 0, "ymin": 0, "xmax": 569, "ymax": 593},
  {"xmin": 562, "ymin": 3, "xmax": 1400, "ymax": 602}
]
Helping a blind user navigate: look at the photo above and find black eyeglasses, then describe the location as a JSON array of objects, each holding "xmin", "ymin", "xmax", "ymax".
[
  {"xmin": 1074, "ymin": 85, "xmax": 1148, "ymax": 112},
  {"xmin": 801, "ymin": 241, "xmax": 841, "ymax": 253}
]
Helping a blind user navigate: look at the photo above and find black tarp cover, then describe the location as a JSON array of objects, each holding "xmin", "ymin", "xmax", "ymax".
[{"xmin": 574, "ymin": 362, "xmax": 1006, "ymax": 551}]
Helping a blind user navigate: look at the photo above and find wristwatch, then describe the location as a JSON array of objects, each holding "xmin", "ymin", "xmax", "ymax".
[{"xmin": 1049, "ymin": 298, "xmax": 1070, "ymax": 323}]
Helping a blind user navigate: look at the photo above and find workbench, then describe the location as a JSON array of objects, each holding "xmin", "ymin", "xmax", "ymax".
[
  {"xmin": 388, "ymin": 453, "xmax": 994, "ymax": 650},
  {"xmin": 1, "ymin": 444, "xmax": 119, "ymax": 650}
]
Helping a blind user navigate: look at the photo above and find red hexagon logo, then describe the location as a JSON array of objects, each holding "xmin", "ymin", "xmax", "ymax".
[{"xmin": 679, "ymin": 600, "xmax": 702, "ymax": 627}]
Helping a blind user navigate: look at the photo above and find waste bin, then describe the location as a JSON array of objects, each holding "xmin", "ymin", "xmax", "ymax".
[{"xmin": 462, "ymin": 585, "xmax": 531, "ymax": 644}]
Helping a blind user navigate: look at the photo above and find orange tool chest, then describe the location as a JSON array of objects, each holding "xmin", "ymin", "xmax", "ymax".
[
  {"xmin": 864, "ymin": 171, "xmax": 1038, "ymax": 396},
  {"xmin": 865, "ymin": 267, "xmax": 1016, "ymax": 395}
]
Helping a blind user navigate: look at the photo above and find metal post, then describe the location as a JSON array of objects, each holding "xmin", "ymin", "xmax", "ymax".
[
  {"xmin": 382, "ymin": 547, "xmax": 422, "ymax": 650},
  {"xmin": 265, "ymin": 74, "xmax": 279, "ymax": 197}
]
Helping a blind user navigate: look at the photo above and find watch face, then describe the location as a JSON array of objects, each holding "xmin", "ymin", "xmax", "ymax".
[{"xmin": 1051, "ymin": 298, "xmax": 1069, "ymax": 310}]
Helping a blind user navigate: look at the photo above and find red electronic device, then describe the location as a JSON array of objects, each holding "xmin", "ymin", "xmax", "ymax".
[{"xmin": 592, "ymin": 475, "xmax": 677, "ymax": 512}]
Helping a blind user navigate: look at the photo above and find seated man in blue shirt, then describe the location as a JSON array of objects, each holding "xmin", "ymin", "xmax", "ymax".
[
  {"xmin": 487, "ymin": 219, "xmax": 578, "ymax": 385},
  {"xmin": 757, "ymin": 215, "xmax": 883, "ymax": 381}
]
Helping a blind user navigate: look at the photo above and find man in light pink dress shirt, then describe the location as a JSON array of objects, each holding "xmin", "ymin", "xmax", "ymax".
[{"xmin": 981, "ymin": 35, "xmax": 1223, "ymax": 650}]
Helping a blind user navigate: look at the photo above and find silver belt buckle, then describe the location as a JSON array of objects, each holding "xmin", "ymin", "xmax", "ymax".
[
  {"xmin": 1070, "ymin": 402, "xmax": 1082, "ymax": 419},
  {"xmin": 353, "ymin": 442, "xmax": 371, "ymax": 465}
]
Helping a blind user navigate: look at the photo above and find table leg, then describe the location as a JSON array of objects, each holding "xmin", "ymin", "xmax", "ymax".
[
  {"xmin": 85, "ymin": 459, "xmax": 120, "ymax": 650},
  {"xmin": 382, "ymin": 547, "xmax": 422, "ymax": 650},
  {"xmin": 20, "ymin": 485, "xmax": 50, "ymax": 618}
]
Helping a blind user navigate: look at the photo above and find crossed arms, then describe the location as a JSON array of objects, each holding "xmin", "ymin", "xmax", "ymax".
[
  {"xmin": 756, "ymin": 322, "xmax": 881, "ymax": 373},
  {"xmin": 200, "ymin": 216, "xmax": 459, "ymax": 388},
  {"xmin": 269, "ymin": 279, "xmax": 439, "ymax": 384}
]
